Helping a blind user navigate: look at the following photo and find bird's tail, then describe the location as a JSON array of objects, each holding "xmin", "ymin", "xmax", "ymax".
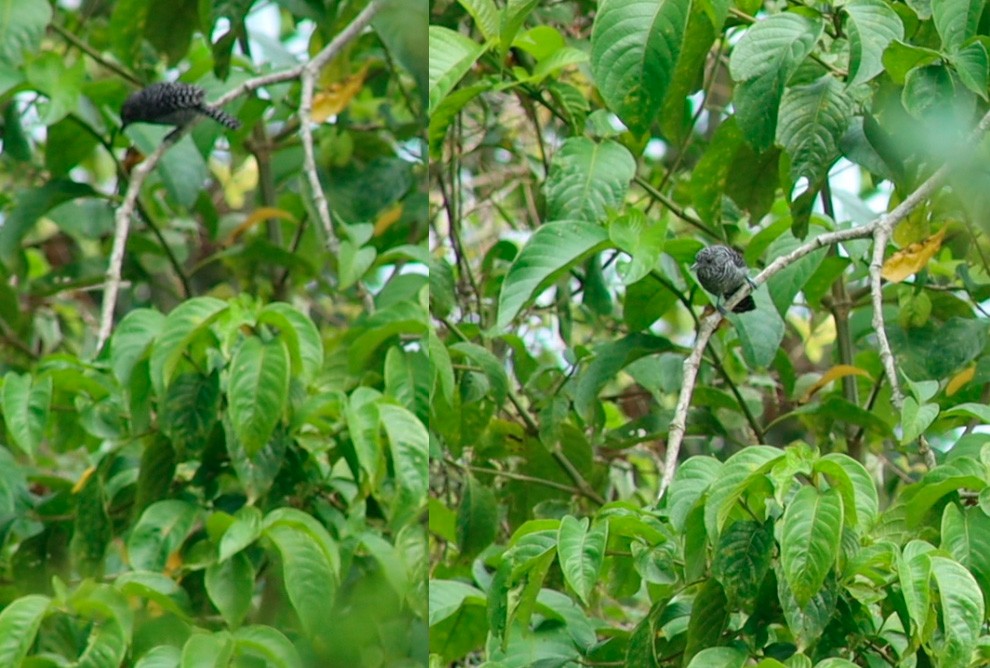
[
  {"xmin": 201, "ymin": 105, "xmax": 241, "ymax": 130},
  {"xmin": 732, "ymin": 294, "xmax": 756, "ymax": 313}
]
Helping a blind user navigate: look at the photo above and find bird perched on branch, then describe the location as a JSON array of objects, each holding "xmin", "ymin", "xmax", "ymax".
[
  {"xmin": 692, "ymin": 245, "xmax": 757, "ymax": 313},
  {"xmin": 120, "ymin": 82, "xmax": 240, "ymax": 131}
]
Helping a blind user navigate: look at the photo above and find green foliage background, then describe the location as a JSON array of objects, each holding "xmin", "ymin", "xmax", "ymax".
[
  {"xmin": 430, "ymin": 0, "xmax": 990, "ymax": 666},
  {"xmin": 0, "ymin": 0, "xmax": 428, "ymax": 666}
]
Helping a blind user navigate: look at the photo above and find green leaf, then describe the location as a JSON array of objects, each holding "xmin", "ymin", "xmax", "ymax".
[
  {"xmin": 712, "ymin": 520, "xmax": 774, "ymax": 608},
  {"xmin": 498, "ymin": 0, "xmax": 540, "ymax": 58},
  {"xmin": 205, "ymin": 551, "xmax": 255, "ymax": 629},
  {"xmin": 900, "ymin": 397, "xmax": 939, "ymax": 444},
  {"xmin": 127, "ymin": 499, "xmax": 200, "ymax": 571},
  {"xmin": 150, "ymin": 297, "xmax": 229, "ymax": 394},
  {"xmin": 160, "ymin": 371, "xmax": 220, "ymax": 455},
  {"xmin": 457, "ymin": 0, "xmax": 499, "ymax": 41},
  {"xmin": 668, "ymin": 456, "xmax": 722, "ymax": 531},
  {"xmin": 902, "ymin": 64, "xmax": 957, "ymax": 120},
  {"xmin": 181, "ymin": 632, "xmax": 235, "ymax": 666},
  {"xmin": 71, "ymin": 472, "xmax": 112, "ymax": 578},
  {"xmin": 228, "ymin": 336, "xmax": 290, "ymax": 456},
  {"xmin": 683, "ymin": 579, "xmax": 729, "ymax": 664},
  {"xmin": 557, "ymin": 516, "xmax": 607, "ymax": 606},
  {"xmin": 777, "ymin": 568, "xmax": 838, "ymax": 647},
  {"xmin": 814, "ymin": 453, "xmax": 879, "ymax": 530},
  {"xmin": 0, "ymin": 0, "xmax": 51, "ymax": 67},
  {"xmin": 931, "ymin": 556, "xmax": 984, "ymax": 665},
  {"xmin": 690, "ymin": 117, "xmax": 744, "ymax": 225},
  {"xmin": 257, "ymin": 302, "xmax": 324, "ymax": 380},
  {"xmin": 932, "ymin": 0, "xmax": 982, "ymax": 51},
  {"xmin": 609, "ymin": 209, "xmax": 667, "ymax": 285},
  {"xmin": 685, "ymin": 647, "xmax": 747, "ymax": 668},
  {"xmin": 897, "ymin": 540, "xmax": 934, "ymax": 640},
  {"xmin": 732, "ymin": 291, "xmax": 786, "ymax": 368},
  {"xmin": 765, "ymin": 227, "xmax": 828, "ymax": 317},
  {"xmin": 843, "ymin": 0, "xmax": 904, "ymax": 86},
  {"xmin": 494, "ymin": 221, "xmax": 611, "ymax": 330},
  {"xmin": 380, "ymin": 403, "xmax": 429, "ymax": 528},
  {"xmin": 0, "ymin": 595, "xmax": 50, "ymax": 666},
  {"xmin": 219, "ymin": 506, "xmax": 263, "ymax": 561},
  {"xmin": 428, "ymin": 26, "xmax": 486, "ymax": 114},
  {"xmin": 429, "ymin": 579, "xmax": 486, "ymax": 626},
  {"xmin": 263, "ymin": 515, "xmax": 339, "ymax": 638},
  {"xmin": 133, "ymin": 436, "xmax": 177, "ymax": 516},
  {"xmin": 449, "ymin": 342, "xmax": 509, "ymax": 408},
  {"xmin": 729, "ymin": 13, "xmax": 824, "ymax": 150},
  {"xmin": 881, "ymin": 40, "xmax": 942, "ymax": 84},
  {"xmin": 456, "ymin": 475, "xmax": 498, "ymax": 560},
  {"xmin": 110, "ymin": 309, "xmax": 165, "ymax": 386},
  {"xmin": 705, "ymin": 446, "xmax": 785, "ymax": 541},
  {"xmin": 544, "ymin": 137, "xmax": 636, "ymax": 222},
  {"xmin": 232, "ymin": 626, "xmax": 304, "ymax": 668},
  {"xmin": 24, "ymin": 52, "xmax": 84, "ymax": 125},
  {"xmin": 2, "ymin": 372, "xmax": 51, "ymax": 456},
  {"xmin": 590, "ymin": 0, "xmax": 690, "ymax": 134},
  {"xmin": 157, "ymin": 135, "xmax": 208, "ymax": 208},
  {"xmin": 951, "ymin": 40, "xmax": 989, "ymax": 99},
  {"xmin": 109, "ymin": 0, "xmax": 150, "ymax": 64},
  {"xmin": 658, "ymin": 2, "xmax": 728, "ymax": 143},
  {"xmin": 780, "ymin": 486, "xmax": 843, "ymax": 606},
  {"xmin": 776, "ymin": 75, "xmax": 852, "ymax": 186}
]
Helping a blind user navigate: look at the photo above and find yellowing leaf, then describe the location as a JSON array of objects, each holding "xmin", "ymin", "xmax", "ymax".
[
  {"xmin": 224, "ymin": 207, "xmax": 297, "ymax": 246},
  {"xmin": 72, "ymin": 466, "xmax": 97, "ymax": 494},
  {"xmin": 799, "ymin": 364, "xmax": 873, "ymax": 404},
  {"xmin": 374, "ymin": 202, "xmax": 403, "ymax": 236},
  {"xmin": 210, "ymin": 156, "xmax": 258, "ymax": 208},
  {"xmin": 312, "ymin": 63, "xmax": 371, "ymax": 122},
  {"xmin": 881, "ymin": 228, "xmax": 946, "ymax": 283},
  {"xmin": 946, "ymin": 366, "xmax": 976, "ymax": 396}
]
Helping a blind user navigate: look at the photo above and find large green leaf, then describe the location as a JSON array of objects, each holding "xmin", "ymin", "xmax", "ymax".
[
  {"xmin": 205, "ymin": 552, "xmax": 255, "ymax": 629},
  {"xmin": 150, "ymin": 297, "xmax": 229, "ymax": 394},
  {"xmin": 127, "ymin": 499, "xmax": 200, "ymax": 571},
  {"xmin": 257, "ymin": 302, "xmax": 324, "ymax": 380},
  {"xmin": 1, "ymin": 372, "xmax": 51, "ymax": 456},
  {"xmin": 668, "ymin": 456, "xmax": 722, "ymax": 531},
  {"xmin": 705, "ymin": 446, "xmax": 785, "ymax": 541},
  {"xmin": 843, "ymin": 0, "xmax": 904, "ymax": 86},
  {"xmin": 494, "ymin": 221, "xmax": 611, "ymax": 330},
  {"xmin": 897, "ymin": 540, "xmax": 935, "ymax": 641},
  {"xmin": 931, "ymin": 556, "xmax": 984, "ymax": 665},
  {"xmin": 0, "ymin": 595, "xmax": 50, "ymax": 666},
  {"xmin": 228, "ymin": 336, "xmax": 290, "ymax": 457},
  {"xmin": 232, "ymin": 626, "xmax": 304, "ymax": 668},
  {"xmin": 712, "ymin": 520, "xmax": 773, "ymax": 608},
  {"xmin": 557, "ymin": 516, "xmax": 607, "ymax": 606},
  {"xmin": 814, "ymin": 453, "xmax": 879, "ymax": 530},
  {"xmin": 776, "ymin": 75, "xmax": 853, "ymax": 186},
  {"xmin": 456, "ymin": 475, "xmax": 498, "ymax": 561},
  {"xmin": 683, "ymin": 579, "xmax": 729, "ymax": 664},
  {"xmin": 109, "ymin": 309, "xmax": 165, "ymax": 386},
  {"xmin": 590, "ymin": 0, "xmax": 690, "ymax": 134},
  {"xmin": 932, "ymin": 0, "xmax": 982, "ymax": 52},
  {"xmin": 780, "ymin": 486, "xmax": 843, "ymax": 606},
  {"xmin": 263, "ymin": 512, "xmax": 339, "ymax": 638},
  {"xmin": 544, "ymin": 137, "xmax": 636, "ymax": 222},
  {"xmin": 380, "ymin": 403, "xmax": 429, "ymax": 528},
  {"xmin": 0, "ymin": 179, "xmax": 97, "ymax": 263},
  {"xmin": 729, "ymin": 13, "xmax": 824, "ymax": 150},
  {"xmin": 428, "ymin": 26, "xmax": 486, "ymax": 114}
]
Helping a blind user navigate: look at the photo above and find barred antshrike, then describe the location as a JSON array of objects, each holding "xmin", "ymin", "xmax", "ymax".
[
  {"xmin": 120, "ymin": 82, "xmax": 240, "ymax": 130},
  {"xmin": 692, "ymin": 245, "xmax": 757, "ymax": 314}
]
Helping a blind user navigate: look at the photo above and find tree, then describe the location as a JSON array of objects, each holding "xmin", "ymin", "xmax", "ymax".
[
  {"xmin": 430, "ymin": 0, "xmax": 990, "ymax": 666},
  {"xmin": 0, "ymin": 0, "xmax": 428, "ymax": 666}
]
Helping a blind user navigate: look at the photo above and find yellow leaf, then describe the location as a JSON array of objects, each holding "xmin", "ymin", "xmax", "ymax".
[
  {"xmin": 799, "ymin": 364, "xmax": 872, "ymax": 404},
  {"xmin": 373, "ymin": 202, "xmax": 403, "ymax": 236},
  {"xmin": 312, "ymin": 63, "xmax": 371, "ymax": 123},
  {"xmin": 72, "ymin": 466, "xmax": 97, "ymax": 494},
  {"xmin": 881, "ymin": 227, "xmax": 946, "ymax": 283},
  {"xmin": 223, "ymin": 207, "xmax": 297, "ymax": 246},
  {"xmin": 210, "ymin": 156, "xmax": 258, "ymax": 208},
  {"xmin": 946, "ymin": 366, "xmax": 975, "ymax": 396}
]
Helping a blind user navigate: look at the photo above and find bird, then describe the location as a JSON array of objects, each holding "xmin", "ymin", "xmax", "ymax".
[
  {"xmin": 120, "ymin": 82, "xmax": 240, "ymax": 131},
  {"xmin": 691, "ymin": 245, "xmax": 757, "ymax": 314}
]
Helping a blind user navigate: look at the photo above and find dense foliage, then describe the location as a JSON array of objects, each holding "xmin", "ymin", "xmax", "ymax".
[
  {"xmin": 430, "ymin": 0, "xmax": 990, "ymax": 666},
  {"xmin": 0, "ymin": 0, "xmax": 428, "ymax": 666}
]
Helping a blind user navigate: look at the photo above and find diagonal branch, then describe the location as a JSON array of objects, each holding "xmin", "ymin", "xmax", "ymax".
[{"xmin": 656, "ymin": 107, "xmax": 990, "ymax": 501}]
